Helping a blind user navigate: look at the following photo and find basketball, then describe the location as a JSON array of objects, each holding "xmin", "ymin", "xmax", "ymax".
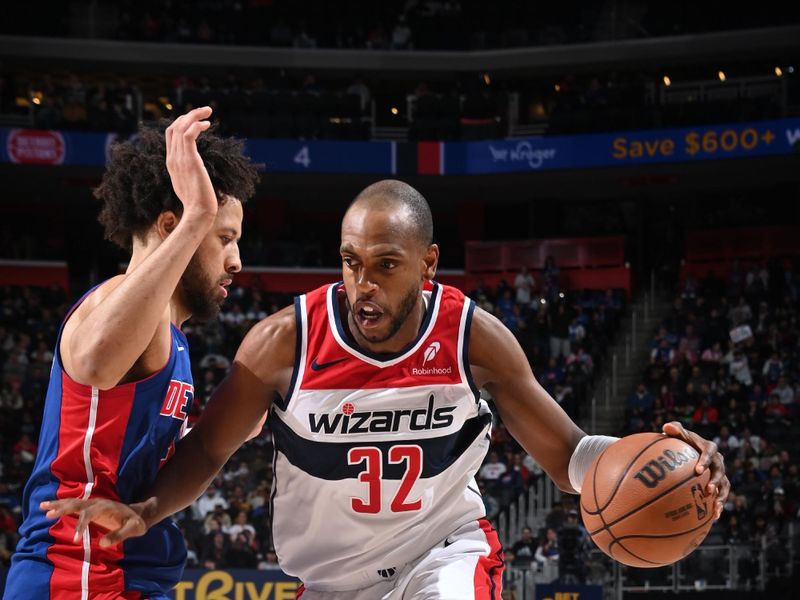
[{"xmin": 580, "ymin": 433, "xmax": 715, "ymax": 568}]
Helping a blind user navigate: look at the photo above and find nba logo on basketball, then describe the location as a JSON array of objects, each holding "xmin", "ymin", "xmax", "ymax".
[{"xmin": 691, "ymin": 483, "xmax": 708, "ymax": 520}]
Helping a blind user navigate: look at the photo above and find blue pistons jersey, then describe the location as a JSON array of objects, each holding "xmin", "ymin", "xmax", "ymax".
[{"xmin": 5, "ymin": 289, "xmax": 194, "ymax": 599}]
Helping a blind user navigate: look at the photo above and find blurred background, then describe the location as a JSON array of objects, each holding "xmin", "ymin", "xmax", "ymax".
[{"xmin": 1, "ymin": 1, "xmax": 799, "ymax": 598}]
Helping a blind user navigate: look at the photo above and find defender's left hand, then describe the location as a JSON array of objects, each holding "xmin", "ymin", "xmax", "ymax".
[{"xmin": 663, "ymin": 421, "xmax": 730, "ymax": 520}]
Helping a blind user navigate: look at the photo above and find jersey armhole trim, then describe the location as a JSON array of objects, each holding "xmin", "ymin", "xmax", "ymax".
[
  {"xmin": 276, "ymin": 294, "xmax": 307, "ymax": 412},
  {"xmin": 458, "ymin": 299, "xmax": 480, "ymax": 403}
]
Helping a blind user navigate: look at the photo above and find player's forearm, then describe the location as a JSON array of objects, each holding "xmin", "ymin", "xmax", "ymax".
[
  {"xmin": 70, "ymin": 212, "xmax": 215, "ymax": 388},
  {"xmin": 135, "ymin": 426, "xmax": 229, "ymax": 528}
]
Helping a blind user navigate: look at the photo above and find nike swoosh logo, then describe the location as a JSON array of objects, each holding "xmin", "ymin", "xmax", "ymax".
[
  {"xmin": 177, "ymin": 346, "xmax": 185, "ymax": 351},
  {"xmin": 311, "ymin": 357, "xmax": 348, "ymax": 371}
]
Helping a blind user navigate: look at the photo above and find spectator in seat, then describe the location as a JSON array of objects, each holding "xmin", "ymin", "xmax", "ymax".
[
  {"xmin": 478, "ymin": 451, "xmax": 507, "ymax": 493},
  {"xmin": 225, "ymin": 531, "xmax": 258, "ymax": 568},
  {"xmin": 762, "ymin": 352, "xmax": 783, "ymax": 384},
  {"xmin": 565, "ymin": 346, "xmax": 593, "ymax": 377},
  {"xmin": 713, "ymin": 425, "xmax": 740, "ymax": 458},
  {"xmin": 498, "ymin": 453, "xmax": 529, "ymax": 505},
  {"xmin": 629, "ymin": 383, "xmax": 655, "ymax": 416},
  {"xmin": 763, "ymin": 393, "xmax": 790, "ymax": 426},
  {"xmin": 651, "ymin": 338, "xmax": 675, "ymax": 367},
  {"xmin": 567, "ymin": 316, "xmax": 586, "ymax": 346},
  {"xmin": 677, "ymin": 324, "xmax": 700, "ymax": 365},
  {"xmin": 545, "ymin": 501, "xmax": 566, "ymax": 532},
  {"xmin": 692, "ymin": 397, "xmax": 719, "ymax": 428},
  {"xmin": 226, "ymin": 509, "xmax": 256, "ymax": 544},
  {"xmin": 726, "ymin": 348, "xmax": 753, "ymax": 387},
  {"xmin": 534, "ymin": 527, "xmax": 559, "ymax": 568},
  {"xmin": 12, "ymin": 434, "xmax": 36, "ymax": 465},
  {"xmin": 548, "ymin": 303, "xmax": 571, "ymax": 360},
  {"xmin": 514, "ymin": 266, "xmax": 535, "ymax": 307},
  {"xmin": 772, "ymin": 376, "xmax": 795, "ymax": 409},
  {"xmin": 203, "ymin": 531, "xmax": 229, "ymax": 569},
  {"xmin": 194, "ymin": 484, "xmax": 229, "ymax": 520},
  {"xmin": 508, "ymin": 526, "xmax": 538, "ymax": 565},
  {"xmin": 728, "ymin": 296, "xmax": 753, "ymax": 326},
  {"xmin": 540, "ymin": 357, "xmax": 565, "ymax": 392},
  {"xmin": 700, "ymin": 341, "xmax": 724, "ymax": 365},
  {"xmin": 542, "ymin": 256, "xmax": 561, "ymax": 302},
  {"xmin": 259, "ymin": 549, "xmax": 282, "ymax": 571}
]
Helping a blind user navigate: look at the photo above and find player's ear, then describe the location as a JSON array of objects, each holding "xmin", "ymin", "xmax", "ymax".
[
  {"xmin": 422, "ymin": 243, "xmax": 439, "ymax": 281},
  {"xmin": 155, "ymin": 210, "xmax": 181, "ymax": 240}
]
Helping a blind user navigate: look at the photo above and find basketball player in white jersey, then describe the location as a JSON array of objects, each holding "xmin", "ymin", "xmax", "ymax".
[{"xmin": 43, "ymin": 180, "xmax": 729, "ymax": 599}]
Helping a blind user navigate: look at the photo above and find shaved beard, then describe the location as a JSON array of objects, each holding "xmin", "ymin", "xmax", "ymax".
[
  {"xmin": 180, "ymin": 254, "xmax": 224, "ymax": 322},
  {"xmin": 346, "ymin": 284, "xmax": 420, "ymax": 344}
]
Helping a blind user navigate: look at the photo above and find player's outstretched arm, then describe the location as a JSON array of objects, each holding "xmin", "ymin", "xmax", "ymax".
[
  {"xmin": 468, "ymin": 305, "xmax": 729, "ymax": 517},
  {"xmin": 468, "ymin": 306, "xmax": 585, "ymax": 493},
  {"xmin": 63, "ymin": 107, "xmax": 220, "ymax": 390},
  {"xmin": 42, "ymin": 305, "xmax": 297, "ymax": 546}
]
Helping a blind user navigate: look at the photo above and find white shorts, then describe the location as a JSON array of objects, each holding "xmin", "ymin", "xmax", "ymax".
[{"xmin": 296, "ymin": 519, "xmax": 504, "ymax": 600}]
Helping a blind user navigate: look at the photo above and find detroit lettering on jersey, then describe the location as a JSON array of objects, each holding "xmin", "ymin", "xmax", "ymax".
[
  {"xmin": 160, "ymin": 379, "xmax": 194, "ymax": 420},
  {"xmin": 308, "ymin": 393, "xmax": 456, "ymax": 435}
]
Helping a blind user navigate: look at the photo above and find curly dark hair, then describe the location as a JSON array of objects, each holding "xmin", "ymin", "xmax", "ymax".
[{"xmin": 94, "ymin": 120, "xmax": 260, "ymax": 251}]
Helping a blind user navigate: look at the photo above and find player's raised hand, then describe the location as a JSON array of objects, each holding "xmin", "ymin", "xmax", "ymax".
[
  {"xmin": 41, "ymin": 498, "xmax": 147, "ymax": 548},
  {"xmin": 663, "ymin": 421, "xmax": 730, "ymax": 520},
  {"xmin": 165, "ymin": 106, "xmax": 219, "ymax": 220}
]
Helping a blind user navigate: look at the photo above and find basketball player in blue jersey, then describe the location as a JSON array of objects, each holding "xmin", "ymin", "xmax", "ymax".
[
  {"xmin": 45, "ymin": 180, "xmax": 729, "ymax": 599},
  {"xmin": 5, "ymin": 107, "xmax": 259, "ymax": 599}
]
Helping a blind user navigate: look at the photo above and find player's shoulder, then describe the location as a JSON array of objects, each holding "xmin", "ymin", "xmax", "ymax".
[
  {"xmin": 238, "ymin": 304, "xmax": 296, "ymax": 357},
  {"xmin": 469, "ymin": 304, "xmax": 509, "ymax": 339},
  {"xmin": 69, "ymin": 273, "xmax": 126, "ymax": 313},
  {"xmin": 467, "ymin": 304, "xmax": 528, "ymax": 377},
  {"xmin": 64, "ymin": 275, "xmax": 128, "ymax": 324}
]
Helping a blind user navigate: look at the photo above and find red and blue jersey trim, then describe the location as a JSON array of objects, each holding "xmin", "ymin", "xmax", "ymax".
[{"xmin": 6, "ymin": 287, "xmax": 192, "ymax": 598}]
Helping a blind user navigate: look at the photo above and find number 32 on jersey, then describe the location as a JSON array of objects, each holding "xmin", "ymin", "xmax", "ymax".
[{"xmin": 347, "ymin": 445, "xmax": 423, "ymax": 514}]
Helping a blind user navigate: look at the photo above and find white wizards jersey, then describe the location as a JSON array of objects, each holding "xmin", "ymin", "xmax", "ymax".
[{"xmin": 267, "ymin": 281, "xmax": 492, "ymax": 591}]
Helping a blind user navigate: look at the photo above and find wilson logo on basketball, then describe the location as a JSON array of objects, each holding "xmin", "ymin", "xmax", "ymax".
[{"xmin": 632, "ymin": 447, "xmax": 699, "ymax": 489}]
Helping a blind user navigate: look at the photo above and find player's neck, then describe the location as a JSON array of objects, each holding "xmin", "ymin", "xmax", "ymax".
[{"xmin": 345, "ymin": 295, "xmax": 427, "ymax": 355}]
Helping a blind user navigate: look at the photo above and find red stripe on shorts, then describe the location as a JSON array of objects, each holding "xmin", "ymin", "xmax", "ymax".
[{"xmin": 473, "ymin": 518, "xmax": 504, "ymax": 600}]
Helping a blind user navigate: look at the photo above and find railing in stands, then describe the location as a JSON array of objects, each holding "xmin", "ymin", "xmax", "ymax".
[
  {"xmin": 680, "ymin": 226, "xmax": 800, "ymax": 282},
  {"xmin": 465, "ymin": 236, "xmax": 626, "ymax": 271},
  {"xmin": 685, "ymin": 226, "xmax": 800, "ymax": 263},
  {"xmin": 464, "ymin": 236, "xmax": 631, "ymax": 298}
]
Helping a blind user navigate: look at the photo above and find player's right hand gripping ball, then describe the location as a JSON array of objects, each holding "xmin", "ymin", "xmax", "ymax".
[{"xmin": 580, "ymin": 432, "xmax": 714, "ymax": 567}]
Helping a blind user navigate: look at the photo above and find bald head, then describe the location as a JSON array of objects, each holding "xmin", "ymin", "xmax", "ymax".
[{"xmin": 347, "ymin": 180, "xmax": 433, "ymax": 246}]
